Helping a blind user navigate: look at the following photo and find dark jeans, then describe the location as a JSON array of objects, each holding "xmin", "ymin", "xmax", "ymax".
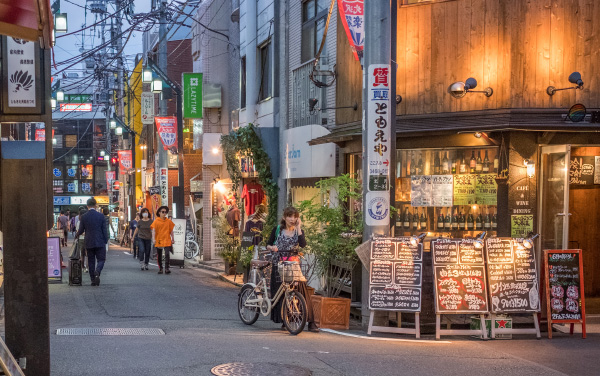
[
  {"xmin": 138, "ymin": 238, "xmax": 152, "ymax": 265},
  {"xmin": 156, "ymin": 247, "xmax": 172, "ymax": 270},
  {"xmin": 132, "ymin": 236, "xmax": 139, "ymax": 257},
  {"xmin": 87, "ymin": 246, "xmax": 106, "ymax": 281},
  {"xmin": 62, "ymin": 230, "xmax": 68, "ymax": 246}
]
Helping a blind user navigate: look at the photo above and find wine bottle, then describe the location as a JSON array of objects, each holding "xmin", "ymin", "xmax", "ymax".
[
  {"xmin": 484, "ymin": 208, "xmax": 491, "ymax": 230},
  {"xmin": 452, "ymin": 209, "xmax": 459, "ymax": 230},
  {"xmin": 437, "ymin": 210, "xmax": 444, "ymax": 230},
  {"xmin": 459, "ymin": 154, "xmax": 467, "ymax": 174},
  {"xmin": 492, "ymin": 209, "xmax": 498, "ymax": 230},
  {"xmin": 420, "ymin": 209, "xmax": 427, "ymax": 230},
  {"xmin": 476, "ymin": 151, "xmax": 483, "ymax": 173},
  {"xmin": 434, "ymin": 152, "xmax": 441, "ymax": 175},
  {"xmin": 467, "ymin": 212, "xmax": 475, "ymax": 230},
  {"xmin": 493, "ymin": 154, "xmax": 499, "ymax": 173},
  {"xmin": 396, "ymin": 207, "xmax": 403, "ymax": 228},
  {"xmin": 476, "ymin": 211, "xmax": 483, "ymax": 230},
  {"xmin": 451, "ymin": 156, "xmax": 457, "ymax": 174},
  {"xmin": 410, "ymin": 153, "xmax": 416, "ymax": 176},
  {"xmin": 412, "ymin": 208, "xmax": 419, "ymax": 230},
  {"xmin": 483, "ymin": 150, "xmax": 490, "ymax": 173},
  {"xmin": 444, "ymin": 208, "xmax": 451, "ymax": 230},
  {"xmin": 458, "ymin": 211, "xmax": 465, "ymax": 230},
  {"xmin": 442, "ymin": 152, "xmax": 450, "ymax": 174},
  {"xmin": 416, "ymin": 154, "xmax": 423, "ymax": 175},
  {"xmin": 470, "ymin": 150, "xmax": 476, "ymax": 173},
  {"xmin": 403, "ymin": 208, "xmax": 410, "ymax": 229}
]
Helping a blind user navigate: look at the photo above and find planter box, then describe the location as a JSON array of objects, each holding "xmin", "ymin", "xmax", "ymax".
[{"xmin": 311, "ymin": 295, "xmax": 351, "ymax": 330}]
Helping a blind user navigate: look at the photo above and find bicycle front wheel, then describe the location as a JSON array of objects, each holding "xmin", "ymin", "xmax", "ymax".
[
  {"xmin": 184, "ymin": 240, "xmax": 199, "ymax": 259},
  {"xmin": 238, "ymin": 285, "xmax": 260, "ymax": 325},
  {"xmin": 282, "ymin": 291, "xmax": 307, "ymax": 335}
]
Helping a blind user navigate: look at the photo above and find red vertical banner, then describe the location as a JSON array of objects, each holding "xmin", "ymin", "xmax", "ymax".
[
  {"xmin": 338, "ymin": 0, "xmax": 364, "ymax": 61},
  {"xmin": 118, "ymin": 150, "xmax": 133, "ymax": 171},
  {"xmin": 105, "ymin": 171, "xmax": 116, "ymax": 188},
  {"xmin": 155, "ymin": 116, "xmax": 178, "ymax": 153}
]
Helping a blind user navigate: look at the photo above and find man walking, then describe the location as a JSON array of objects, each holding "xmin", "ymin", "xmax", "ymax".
[
  {"xmin": 76, "ymin": 198, "xmax": 108, "ymax": 286},
  {"xmin": 57, "ymin": 211, "xmax": 69, "ymax": 247}
]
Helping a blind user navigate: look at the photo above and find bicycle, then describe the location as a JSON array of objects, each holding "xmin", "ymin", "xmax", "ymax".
[
  {"xmin": 184, "ymin": 231, "xmax": 200, "ymax": 259},
  {"xmin": 237, "ymin": 255, "xmax": 308, "ymax": 335}
]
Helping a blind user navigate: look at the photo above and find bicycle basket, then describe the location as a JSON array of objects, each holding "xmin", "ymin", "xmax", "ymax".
[{"xmin": 277, "ymin": 261, "xmax": 306, "ymax": 283}]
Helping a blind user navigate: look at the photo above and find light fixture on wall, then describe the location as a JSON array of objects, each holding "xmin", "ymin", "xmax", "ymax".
[
  {"xmin": 474, "ymin": 232, "xmax": 487, "ymax": 249},
  {"xmin": 409, "ymin": 233, "xmax": 427, "ymax": 247},
  {"xmin": 308, "ymin": 98, "xmax": 358, "ymax": 114},
  {"xmin": 152, "ymin": 78, "xmax": 163, "ymax": 93},
  {"xmin": 524, "ymin": 159, "xmax": 535, "ymax": 178},
  {"xmin": 109, "ymin": 120, "xmax": 116, "ymax": 129},
  {"xmin": 448, "ymin": 78, "xmax": 493, "ymax": 98},
  {"xmin": 546, "ymin": 72, "xmax": 584, "ymax": 96},
  {"xmin": 142, "ymin": 68, "xmax": 153, "ymax": 83},
  {"xmin": 115, "ymin": 126, "xmax": 123, "ymax": 135},
  {"xmin": 522, "ymin": 233, "xmax": 540, "ymax": 249},
  {"xmin": 51, "ymin": 98, "xmax": 57, "ymax": 109},
  {"xmin": 55, "ymin": 13, "xmax": 68, "ymax": 33},
  {"xmin": 56, "ymin": 90, "xmax": 65, "ymax": 102}
]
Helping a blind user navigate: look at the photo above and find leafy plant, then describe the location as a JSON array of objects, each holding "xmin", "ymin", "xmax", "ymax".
[
  {"xmin": 298, "ymin": 174, "xmax": 363, "ymax": 298},
  {"xmin": 212, "ymin": 214, "xmax": 237, "ymax": 264}
]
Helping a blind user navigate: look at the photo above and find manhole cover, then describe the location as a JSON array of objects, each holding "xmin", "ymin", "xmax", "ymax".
[
  {"xmin": 56, "ymin": 328, "xmax": 165, "ymax": 336},
  {"xmin": 211, "ymin": 362, "xmax": 311, "ymax": 376}
]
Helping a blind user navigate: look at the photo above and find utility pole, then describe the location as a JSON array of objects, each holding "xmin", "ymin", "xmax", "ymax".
[
  {"xmin": 361, "ymin": 0, "xmax": 393, "ymax": 326},
  {"xmin": 102, "ymin": 0, "xmax": 113, "ymax": 211},
  {"xmin": 158, "ymin": 0, "xmax": 169, "ymax": 211}
]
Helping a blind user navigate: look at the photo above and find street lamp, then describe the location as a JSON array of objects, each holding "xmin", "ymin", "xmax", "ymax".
[
  {"xmin": 100, "ymin": 150, "xmax": 106, "ymax": 156},
  {"xmin": 142, "ymin": 68, "xmax": 153, "ymax": 83},
  {"xmin": 115, "ymin": 126, "xmax": 123, "ymax": 135},
  {"xmin": 104, "ymin": 155, "xmax": 109, "ymax": 161},
  {"xmin": 56, "ymin": 90, "xmax": 64, "ymax": 102},
  {"xmin": 152, "ymin": 78, "xmax": 163, "ymax": 93},
  {"xmin": 55, "ymin": 14, "xmax": 68, "ymax": 33},
  {"xmin": 51, "ymin": 98, "xmax": 57, "ymax": 109},
  {"xmin": 110, "ymin": 120, "xmax": 116, "ymax": 129}
]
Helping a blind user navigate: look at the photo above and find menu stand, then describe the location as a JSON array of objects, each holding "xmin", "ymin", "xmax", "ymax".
[
  {"xmin": 435, "ymin": 313, "xmax": 488, "ymax": 340},
  {"xmin": 368, "ymin": 311, "xmax": 420, "ymax": 339}
]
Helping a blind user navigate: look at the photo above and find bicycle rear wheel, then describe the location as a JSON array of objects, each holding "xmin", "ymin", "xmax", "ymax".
[
  {"xmin": 238, "ymin": 285, "xmax": 260, "ymax": 325},
  {"xmin": 282, "ymin": 291, "xmax": 307, "ymax": 335},
  {"xmin": 184, "ymin": 240, "xmax": 199, "ymax": 259}
]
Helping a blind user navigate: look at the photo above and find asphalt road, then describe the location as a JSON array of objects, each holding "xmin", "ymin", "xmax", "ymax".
[{"xmin": 49, "ymin": 244, "xmax": 598, "ymax": 376}]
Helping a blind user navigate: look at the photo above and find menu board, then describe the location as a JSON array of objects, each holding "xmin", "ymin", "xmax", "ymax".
[
  {"xmin": 569, "ymin": 156, "xmax": 595, "ymax": 185},
  {"xmin": 486, "ymin": 238, "xmax": 540, "ymax": 313},
  {"xmin": 545, "ymin": 251, "xmax": 584, "ymax": 321},
  {"xmin": 368, "ymin": 237, "xmax": 423, "ymax": 312},
  {"xmin": 411, "ymin": 175, "xmax": 433, "ymax": 207},
  {"xmin": 453, "ymin": 174, "xmax": 476, "ymax": 205},
  {"xmin": 432, "ymin": 175, "xmax": 453, "ymax": 206},
  {"xmin": 431, "ymin": 238, "xmax": 488, "ymax": 313},
  {"xmin": 475, "ymin": 174, "xmax": 498, "ymax": 205},
  {"xmin": 47, "ymin": 237, "xmax": 62, "ymax": 281}
]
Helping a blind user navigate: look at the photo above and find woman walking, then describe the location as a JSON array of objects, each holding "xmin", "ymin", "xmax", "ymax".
[
  {"xmin": 266, "ymin": 206, "xmax": 319, "ymax": 332},
  {"xmin": 133, "ymin": 208, "xmax": 153, "ymax": 270},
  {"xmin": 151, "ymin": 206, "xmax": 175, "ymax": 274}
]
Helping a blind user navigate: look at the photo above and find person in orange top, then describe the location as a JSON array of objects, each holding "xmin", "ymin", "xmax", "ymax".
[{"xmin": 150, "ymin": 206, "xmax": 175, "ymax": 274}]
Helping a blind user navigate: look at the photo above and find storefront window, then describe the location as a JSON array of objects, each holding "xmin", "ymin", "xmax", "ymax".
[{"xmin": 395, "ymin": 147, "xmax": 499, "ymax": 236}]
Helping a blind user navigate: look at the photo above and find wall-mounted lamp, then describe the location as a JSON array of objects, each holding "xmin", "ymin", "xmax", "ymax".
[
  {"xmin": 448, "ymin": 78, "xmax": 493, "ymax": 98},
  {"xmin": 56, "ymin": 90, "xmax": 64, "ymax": 102},
  {"xmin": 152, "ymin": 78, "xmax": 163, "ymax": 93},
  {"xmin": 524, "ymin": 159, "xmax": 535, "ymax": 178},
  {"xmin": 522, "ymin": 233, "xmax": 540, "ymax": 249},
  {"xmin": 142, "ymin": 68, "xmax": 153, "ymax": 83},
  {"xmin": 115, "ymin": 126, "xmax": 123, "ymax": 135},
  {"xmin": 546, "ymin": 72, "xmax": 584, "ymax": 96},
  {"xmin": 308, "ymin": 98, "xmax": 358, "ymax": 114},
  {"xmin": 212, "ymin": 147, "xmax": 220, "ymax": 155},
  {"xmin": 109, "ymin": 120, "xmax": 116, "ymax": 129},
  {"xmin": 474, "ymin": 232, "xmax": 487, "ymax": 249},
  {"xmin": 55, "ymin": 13, "xmax": 68, "ymax": 33},
  {"xmin": 409, "ymin": 233, "xmax": 427, "ymax": 247}
]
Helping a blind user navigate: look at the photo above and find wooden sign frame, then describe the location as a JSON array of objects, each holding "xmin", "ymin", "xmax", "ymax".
[{"xmin": 544, "ymin": 250, "xmax": 586, "ymax": 339}]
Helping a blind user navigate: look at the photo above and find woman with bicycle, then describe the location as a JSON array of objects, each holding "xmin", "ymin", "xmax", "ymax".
[{"xmin": 266, "ymin": 206, "xmax": 319, "ymax": 332}]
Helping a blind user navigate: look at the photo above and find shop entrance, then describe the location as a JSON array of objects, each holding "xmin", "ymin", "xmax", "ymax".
[{"xmin": 540, "ymin": 145, "xmax": 600, "ymax": 310}]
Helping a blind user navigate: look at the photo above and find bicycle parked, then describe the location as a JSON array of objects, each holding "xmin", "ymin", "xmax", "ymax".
[
  {"xmin": 184, "ymin": 221, "xmax": 200, "ymax": 259},
  {"xmin": 237, "ymin": 253, "xmax": 308, "ymax": 335}
]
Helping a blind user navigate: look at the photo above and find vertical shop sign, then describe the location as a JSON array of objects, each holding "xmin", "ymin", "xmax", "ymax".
[
  {"xmin": 160, "ymin": 168, "xmax": 168, "ymax": 206},
  {"xmin": 105, "ymin": 171, "xmax": 116, "ymax": 187},
  {"xmin": 141, "ymin": 92, "xmax": 155, "ymax": 125},
  {"xmin": 338, "ymin": 0, "xmax": 364, "ymax": 61},
  {"xmin": 5, "ymin": 37, "xmax": 40, "ymax": 112},
  {"xmin": 155, "ymin": 116, "xmax": 178, "ymax": 153},
  {"xmin": 149, "ymin": 186, "xmax": 161, "ymax": 215},
  {"xmin": 183, "ymin": 73, "xmax": 203, "ymax": 118},
  {"xmin": 47, "ymin": 237, "xmax": 62, "ymax": 281},
  {"xmin": 118, "ymin": 150, "xmax": 133, "ymax": 171}
]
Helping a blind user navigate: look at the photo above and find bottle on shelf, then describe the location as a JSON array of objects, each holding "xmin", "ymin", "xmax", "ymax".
[
  {"xmin": 395, "ymin": 207, "xmax": 403, "ymax": 228},
  {"xmin": 444, "ymin": 208, "xmax": 451, "ymax": 230},
  {"xmin": 459, "ymin": 153, "xmax": 467, "ymax": 174},
  {"xmin": 451, "ymin": 155, "xmax": 457, "ymax": 174},
  {"xmin": 458, "ymin": 211, "xmax": 466, "ymax": 230},
  {"xmin": 410, "ymin": 152, "xmax": 416, "ymax": 176},
  {"xmin": 420, "ymin": 209, "xmax": 427, "ymax": 230},
  {"xmin": 483, "ymin": 150, "xmax": 490, "ymax": 173},
  {"xmin": 484, "ymin": 207, "xmax": 491, "ymax": 230},
  {"xmin": 492, "ymin": 209, "xmax": 498, "ymax": 230},
  {"xmin": 442, "ymin": 152, "xmax": 450, "ymax": 174},
  {"xmin": 403, "ymin": 207, "xmax": 410, "ymax": 229},
  {"xmin": 451, "ymin": 208, "xmax": 459, "ymax": 230},
  {"xmin": 434, "ymin": 152, "xmax": 441, "ymax": 175},
  {"xmin": 469, "ymin": 150, "xmax": 477, "ymax": 173},
  {"xmin": 412, "ymin": 208, "xmax": 419, "ymax": 230},
  {"xmin": 475, "ymin": 211, "xmax": 483, "ymax": 230},
  {"xmin": 493, "ymin": 153, "xmax": 499, "ymax": 173},
  {"xmin": 467, "ymin": 211, "xmax": 475, "ymax": 231},
  {"xmin": 476, "ymin": 151, "xmax": 483, "ymax": 173},
  {"xmin": 437, "ymin": 210, "xmax": 444, "ymax": 230}
]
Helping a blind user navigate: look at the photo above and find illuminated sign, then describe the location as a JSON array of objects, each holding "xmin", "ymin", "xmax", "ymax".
[{"xmin": 59, "ymin": 103, "xmax": 93, "ymax": 112}]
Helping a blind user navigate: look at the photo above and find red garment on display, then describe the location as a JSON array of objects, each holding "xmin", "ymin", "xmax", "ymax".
[{"xmin": 242, "ymin": 183, "xmax": 264, "ymax": 215}]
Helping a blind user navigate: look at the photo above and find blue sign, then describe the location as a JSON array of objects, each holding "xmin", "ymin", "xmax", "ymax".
[
  {"xmin": 67, "ymin": 183, "xmax": 76, "ymax": 192},
  {"xmin": 53, "ymin": 168, "xmax": 61, "ymax": 177},
  {"xmin": 67, "ymin": 168, "xmax": 77, "ymax": 177},
  {"xmin": 82, "ymin": 182, "xmax": 91, "ymax": 192},
  {"xmin": 53, "ymin": 196, "xmax": 70, "ymax": 205}
]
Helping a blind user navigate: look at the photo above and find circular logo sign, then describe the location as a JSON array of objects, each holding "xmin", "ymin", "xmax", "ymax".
[
  {"xmin": 367, "ymin": 196, "xmax": 389, "ymax": 221},
  {"xmin": 113, "ymin": 181, "xmax": 121, "ymax": 190},
  {"xmin": 568, "ymin": 103, "xmax": 586, "ymax": 123}
]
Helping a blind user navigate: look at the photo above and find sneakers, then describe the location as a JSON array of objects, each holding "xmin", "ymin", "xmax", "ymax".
[
  {"xmin": 165, "ymin": 269, "xmax": 171, "ymax": 274},
  {"xmin": 93, "ymin": 272, "xmax": 100, "ymax": 286},
  {"xmin": 158, "ymin": 269, "xmax": 163, "ymax": 274},
  {"xmin": 141, "ymin": 265, "xmax": 144, "ymax": 271},
  {"xmin": 144, "ymin": 265, "xmax": 149, "ymax": 270},
  {"xmin": 308, "ymin": 323, "xmax": 320, "ymax": 332}
]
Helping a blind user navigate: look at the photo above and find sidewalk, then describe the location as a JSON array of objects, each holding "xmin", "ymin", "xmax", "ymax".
[{"xmin": 184, "ymin": 257, "xmax": 245, "ymax": 287}]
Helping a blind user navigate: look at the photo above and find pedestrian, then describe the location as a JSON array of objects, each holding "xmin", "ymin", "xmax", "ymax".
[
  {"xmin": 151, "ymin": 206, "xmax": 175, "ymax": 274},
  {"xmin": 102, "ymin": 207, "xmax": 116, "ymax": 250},
  {"xmin": 266, "ymin": 206, "xmax": 319, "ymax": 332},
  {"xmin": 133, "ymin": 208, "xmax": 153, "ymax": 270},
  {"xmin": 130, "ymin": 214, "xmax": 139, "ymax": 258},
  {"xmin": 57, "ymin": 210, "xmax": 69, "ymax": 247},
  {"xmin": 75, "ymin": 198, "xmax": 108, "ymax": 286},
  {"xmin": 70, "ymin": 214, "xmax": 77, "ymax": 237},
  {"xmin": 76, "ymin": 207, "xmax": 88, "ymax": 272}
]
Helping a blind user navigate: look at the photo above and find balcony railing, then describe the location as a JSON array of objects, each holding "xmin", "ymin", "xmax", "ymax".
[{"xmin": 291, "ymin": 59, "xmax": 326, "ymax": 128}]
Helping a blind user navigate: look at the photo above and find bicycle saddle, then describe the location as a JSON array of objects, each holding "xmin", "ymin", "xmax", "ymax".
[{"xmin": 250, "ymin": 260, "xmax": 270, "ymax": 269}]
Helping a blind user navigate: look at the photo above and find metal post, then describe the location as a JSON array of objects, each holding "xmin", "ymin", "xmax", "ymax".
[
  {"xmin": 361, "ymin": 0, "xmax": 393, "ymax": 326},
  {"xmin": 176, "ymin": 92, "xmax": 184, "ymax": 219},
  {"xmin": 158, "ymin": 0, "xmax": 169, "ymax": 208}
]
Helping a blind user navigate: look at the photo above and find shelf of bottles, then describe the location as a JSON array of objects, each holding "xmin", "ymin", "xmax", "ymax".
[{"xmin": 394, "ymin": 147, "xmax": 500, "ymax": 237}]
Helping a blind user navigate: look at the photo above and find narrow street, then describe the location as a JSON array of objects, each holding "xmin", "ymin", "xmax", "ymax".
[{"xmin": 49, "ymin": 243, "xmax": 598, "ymax": 376}]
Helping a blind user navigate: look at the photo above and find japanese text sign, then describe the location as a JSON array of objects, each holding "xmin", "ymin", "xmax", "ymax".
[
  {"xmin": 338, "ymin": 0, "xmax": 364, "ymax": 61},
  {"xmin": 155, "ymin": 116, "xmax": 178, "ymax": 153}
]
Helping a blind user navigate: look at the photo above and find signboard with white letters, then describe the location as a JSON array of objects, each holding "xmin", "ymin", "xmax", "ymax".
[
  {"xmin": 5, "ymin": 37, "xmax": 38, "ymax": 112},
  {"xmin": 160, "ymin": 168, "xmax": 168, "ymax": 206},
  {"xmin": 141, "ymin": 92, "xmax": 154, "ymax": 125}
]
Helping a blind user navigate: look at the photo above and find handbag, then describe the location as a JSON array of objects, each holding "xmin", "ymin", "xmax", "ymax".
[{"xmin": 68, "ymin": 241, "xmax": 81, "ymax": 260}]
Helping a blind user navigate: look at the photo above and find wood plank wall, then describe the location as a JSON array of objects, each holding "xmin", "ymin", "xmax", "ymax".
[{"xmin": 336, "ymin": 0, "xmax": 600, "ymax": 125}]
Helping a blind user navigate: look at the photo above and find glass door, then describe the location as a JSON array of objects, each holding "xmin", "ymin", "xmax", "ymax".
[{"xmin": 539, "ymin": 145, "xmax": 571, "ymax": 250}]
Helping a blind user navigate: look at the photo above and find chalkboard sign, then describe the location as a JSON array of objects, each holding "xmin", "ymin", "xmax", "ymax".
[
  {"xmin": 486, "ymin": 238, "xmax": 540, "ymax": 313},
  {"xmin": 368, "ymin": 237, "xmax": 423, "ymax": 312},
  {"xmin": 569, "ymin": 156, "xmax": 595, "ymax": 185},
  {"xmin": 432, "ymin": 238, "xmax": 488, "ymax": 313},
  {"xmin": 544, "ymin": 250, "xmax": 585, "ymax": 321}
]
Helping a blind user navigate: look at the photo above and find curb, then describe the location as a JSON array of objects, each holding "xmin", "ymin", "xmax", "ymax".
[{"xmin": 216, "ymin": 273, "xmax": 244, "ymax": 287}]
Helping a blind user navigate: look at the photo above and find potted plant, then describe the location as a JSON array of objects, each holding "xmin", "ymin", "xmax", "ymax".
[
  {"xmin": 298, "ymin": 174, "xmax": 363, "ymax": 330},
  {"xmin": 212, "ymin": 214, "xmax": 238, "ymax": 275}
]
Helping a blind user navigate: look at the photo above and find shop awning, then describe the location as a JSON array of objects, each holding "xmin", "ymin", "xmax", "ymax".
[
  {"xmin": 0, "ymin": 0, "xmax": 54, "ymax": 49},
  {"xmin": 309, "ymin": 108, "xmax": 600, "ymax": 146}
]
